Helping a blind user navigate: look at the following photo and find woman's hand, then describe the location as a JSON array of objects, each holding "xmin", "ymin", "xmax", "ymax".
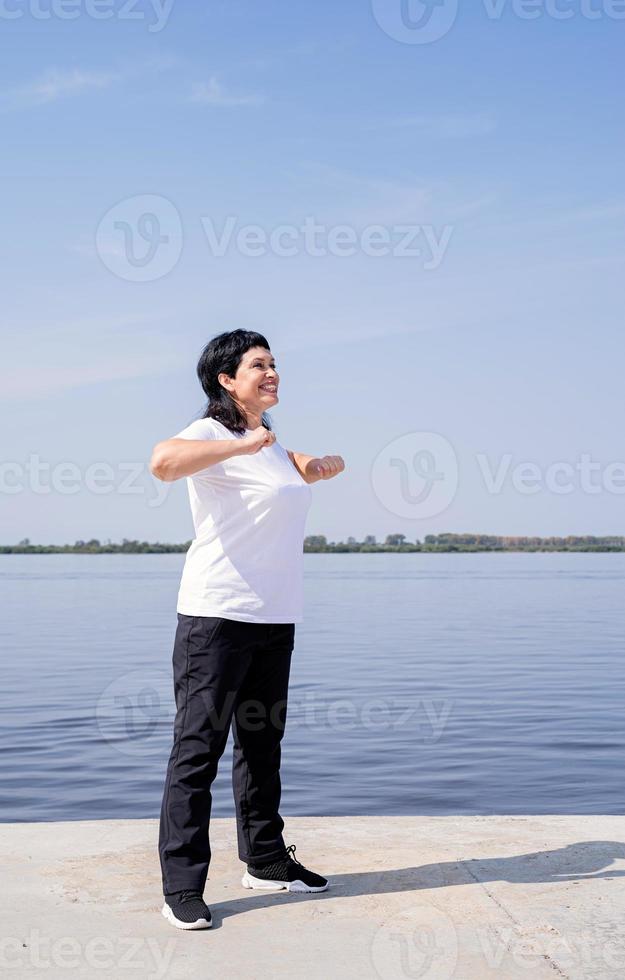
[
  {"xmin": 307, "ymin": 455, "xmax": 345, "ymax": 481},
  {"xmin": 238, "ymin": 426, "xmax": 277, "ymax": 454}
]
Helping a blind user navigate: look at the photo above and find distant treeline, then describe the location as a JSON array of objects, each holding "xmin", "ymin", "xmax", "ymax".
[
  {"xmin": 305, "ymin": 534, "xmax": 625, "ymax": 552},
  {"xmin": 3, "ymin": 534, "xmax": 625, "ymax": 554}
]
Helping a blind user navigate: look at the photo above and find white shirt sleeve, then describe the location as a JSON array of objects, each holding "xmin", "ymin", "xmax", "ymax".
[{"xmin": 173, "ymin": 417, "xmax": 220, "ymax": 441}]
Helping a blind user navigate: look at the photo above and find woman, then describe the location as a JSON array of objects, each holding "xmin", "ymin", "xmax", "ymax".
[{"xmin": 150, "ymin": 329, "xmax": 345, "ymax": 930}]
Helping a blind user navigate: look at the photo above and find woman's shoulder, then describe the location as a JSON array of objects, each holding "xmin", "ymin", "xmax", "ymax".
[{"xmin": 173, "ymin": 417, "xmax": 225, "ymax": 441}]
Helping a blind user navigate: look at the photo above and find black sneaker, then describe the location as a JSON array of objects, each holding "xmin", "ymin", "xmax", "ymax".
[
  {"xmin": 241, "ymin": 843, "xmax": 329, "ymax": 893},
  {"xmin": 161, "ymin": 890, "xmax": 212, "ymax": 930}
]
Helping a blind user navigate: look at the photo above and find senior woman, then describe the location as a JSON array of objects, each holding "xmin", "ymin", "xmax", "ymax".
[{"xmin": 150, "ymin": 329, "xmax": 345, "ymax": 930}]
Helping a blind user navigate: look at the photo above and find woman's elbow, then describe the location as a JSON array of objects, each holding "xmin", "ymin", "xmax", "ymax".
[{"xmin": 150, "ymin": 442, "xmax": 176, "ymax": 482}]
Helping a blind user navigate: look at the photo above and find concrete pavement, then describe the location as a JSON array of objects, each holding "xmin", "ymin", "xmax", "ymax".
[{"xmin": 1, "ymin": 815, "xmax": 624, "ymax": 979}]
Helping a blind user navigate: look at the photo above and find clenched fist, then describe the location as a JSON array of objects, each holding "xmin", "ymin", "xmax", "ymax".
[
  {"xmin": 310, "ymin": 455, "xmax": 345, "ymax": 481},
  {"xmin": 239, "ymin": 426, "xmax": 276, "ymax": 454}
]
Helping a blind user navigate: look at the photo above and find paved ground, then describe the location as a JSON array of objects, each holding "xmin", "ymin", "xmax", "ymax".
[{"xmin": 1, "ymin": 815, "xmax": 624, "ymax": 979}]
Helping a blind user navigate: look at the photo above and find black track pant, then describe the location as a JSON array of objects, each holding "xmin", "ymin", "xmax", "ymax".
[{"xmin": 158, "ymin": 613, "xmax": 295, "ymax": 896}]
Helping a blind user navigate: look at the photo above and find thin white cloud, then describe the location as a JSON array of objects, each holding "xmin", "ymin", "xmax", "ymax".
[
  {"xmin": 281, "ymin": 161, "xmax": 495, "ymax": 227},
  {"xmin": 0, "ymin": 68, "xmax": 122, "ymax": 112},
  {"xmin": 473, "ymin": 199, "xmax": 625, "ymax": 240},
  {"xmin": 389, "ymin": 112, "xmax": 497, "ymax": 139},
  {"xmin": 563, "ymin": 202, "xmax": 625, "ymax": 222},
  {"xmin": 190, "ymin": 76, "xmax": 264, "ymax": 107},
  {"xmin": 0, "ymin": 55, "xmax": 178, "ymax": 113}
]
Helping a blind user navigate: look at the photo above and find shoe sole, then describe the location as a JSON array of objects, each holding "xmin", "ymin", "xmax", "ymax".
[
  {"xmin": 161, "ymin": 903, "xmax": 212, "ymax": 930},
  {"xmin": 241, "ymin": 870, "xmax": 328, "ymax": 893}
]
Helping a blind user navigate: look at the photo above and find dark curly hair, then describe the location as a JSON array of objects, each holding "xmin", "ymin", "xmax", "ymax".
[{"xmin": 195, "ymin": 330, "xmax": 274, "ymax": 435}]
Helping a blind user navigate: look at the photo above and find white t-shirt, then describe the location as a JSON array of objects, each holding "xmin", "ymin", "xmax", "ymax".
[{"xmin": 173, "ymin": 416, "xmax": 313, "ymax": 623}]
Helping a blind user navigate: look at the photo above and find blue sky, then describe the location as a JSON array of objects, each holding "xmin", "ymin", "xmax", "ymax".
[{"xmin": 2, "ymin": 1, "xmax": 624, "ymax": 544}]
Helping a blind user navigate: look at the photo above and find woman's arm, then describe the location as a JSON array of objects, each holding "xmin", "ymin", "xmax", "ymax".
[
  {"xmin": 151, "ymin": 423, "xmax": 274, "ymax": 482},
  {"xmin": 150, "ymin": 437, "xmax": 244, "ymax": 482},
  {"xmin": 287, "ymin": 450, "xmax": 345, "ymax": 484}
]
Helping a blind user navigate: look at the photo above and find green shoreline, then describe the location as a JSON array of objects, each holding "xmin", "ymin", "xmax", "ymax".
[{"xmin": 4, "ymin": 535, "xmax": 625, "ymax": 555}]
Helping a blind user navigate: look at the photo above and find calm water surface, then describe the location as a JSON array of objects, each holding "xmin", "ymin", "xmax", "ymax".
[{"xmin": 1, "ymin": 553, "xmax": 624, "ymax": 821}]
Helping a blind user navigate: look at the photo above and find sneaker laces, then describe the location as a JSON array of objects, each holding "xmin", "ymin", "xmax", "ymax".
[
  {"xmin": 284, "ymin": 843, "xmax": 306, "ymax": 869},
  {"xmin": 250, "ymin": 844, "xmax": 307, "ymax": 874}
]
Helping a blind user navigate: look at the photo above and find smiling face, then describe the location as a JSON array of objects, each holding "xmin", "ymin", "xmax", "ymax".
[{"xmin": 218, "ymin": 345, "xmax": 279, "ymax": 427}]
